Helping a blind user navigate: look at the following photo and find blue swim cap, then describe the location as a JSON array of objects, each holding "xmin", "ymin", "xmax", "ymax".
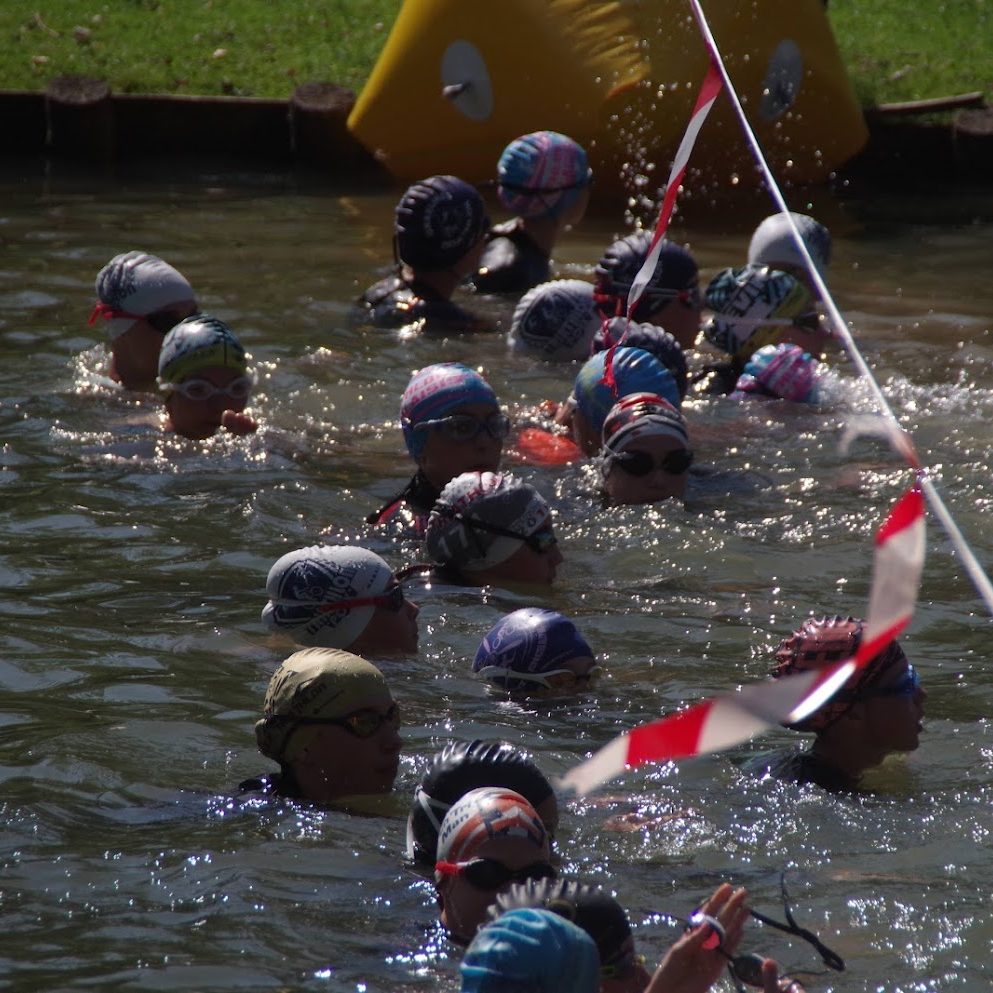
[
  {"xmin": 473, "ymin": 609, "xmax": 593, "ymax": 689},
  {"xmin": 497, "ymin": 131, "xmax": 591, "ymax": 220},
  {"xmin": 157, "ymin": 314, "xmax": 247, "ymax": 385},
  {"xmin": 395, "ymin": 175, "xmax": 489, "ymax": 271},
  {"xmin": 460, "ymin": 908, "xmax": 600, "ymax": 993},
  {"xmin": 573, "ymin": 346, "xmax": 680, "ymax": 440},
  {"xmin": 594, "ymin": 319, "xmax": 688, "ymax": 400}
]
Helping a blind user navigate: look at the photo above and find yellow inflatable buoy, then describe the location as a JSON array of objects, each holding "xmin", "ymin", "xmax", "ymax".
[{"xmin": 348, "ymin": 0, "xmax": 868, "ymax": 190}]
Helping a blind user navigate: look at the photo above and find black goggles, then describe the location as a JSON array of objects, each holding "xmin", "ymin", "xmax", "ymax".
[
  {"xmin": 435, "ymin": 857, "xmax": 556, "ymax": 891},
  {"xmin": 613, "ymin": 448, "xmax": 694, "ymax": 477},
  {"xmin": 265, "ymin": 702, "xmax": 400, "ymax": 740}
]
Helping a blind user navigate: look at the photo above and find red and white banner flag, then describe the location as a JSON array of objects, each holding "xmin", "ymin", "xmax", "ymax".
[{"xmin": 557, "ymin": 486, "xmax": 926, "ymax": 798}]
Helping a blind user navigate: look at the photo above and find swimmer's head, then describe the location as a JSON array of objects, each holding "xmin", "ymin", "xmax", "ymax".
[
  {"xmin": 473, "ymin": 609, "xmax": 598, "ymax": 692},
  {"xmin": 261, "ymin": 545, "xmax": 395, "ymax": 649},
  {"xmin": 91, "ymin": 251, "xmax": 197, "ymax": 340},
  {"xmin": 400, "ymin": 363, "xmax": 499, "ymax": 460},
  {"xmin": 254, "ymin": 647, "xmax": 392, "ymax": 765},
  {"xmin": 497, "ymin": 131, "xmax": 592, "ymax": 221},
  {"xmin": 593, "ymin": 232, "xmax": 699, "ymax": 324},
  {"xmin": 509, "ymin": 280, "xmax": 599, "ymax": 361},
  {"xmin": 733, "ymin": 343, "xmax": 820, "ymax": 403},
  {"xmin": 157, "ymin": 314, "xmax": 248, "ymax": 387},
  {"xmin": 748, "ymin": 211, "xmax": 832, "ymax": 283},
  {"xmin": 395, "ymin": 175, "xmax": 490, "ymax": 272},
  {"xmin": 771, "ymin": 615, "xmax": 909, "ymax": 732},
  {"xmin": 406, "ymin": 740, "xmax": 557, "ymax": 868},
  {"xmin": 702, "ymin": 265, "xmax": 824, "ymax": 360},
  {"xmin": 594, "ymin": 319, "xmax": 688, "ymax": 401}
]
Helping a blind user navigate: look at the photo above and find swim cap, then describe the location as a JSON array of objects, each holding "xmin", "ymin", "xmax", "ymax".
[
  {"xmin": 748, "ymin": 212, "xmax": 832, "ymax": 281},
  {"xmin": 497, "ymin": 131, "xmax": 591, "ymax": 220},
  {"xmin": 395, "ymin": 175, "xmax": 489, "ymax": 271},
  {"xmin": 255, "ymin": 647, "xmax": 390, "ymax": 763},
  {"xmin": 400, "ymin": 363, "xmax": 499, "ymax": 459},
  {"xmin": 771, "ymin": 615, "xmax": 909, "ymax": 732},
  {"xmin": 509, "ymin": 280, "xmax": 599, "ymax": 361},
  {"xmin": 573, "ymin": 347, "xmax": 680, "ymax": 441},
  {"xmin": 406, "ymin": 740, "xmax": 556, "ymax": 867},
  {"xmin": 601, "ymin": 393, "xmax": 689, "ymax": 475},
  {"xmin": 702, "ymin": 265, "xmax": 816, "ymax": 360},
  {"xmin": 436, "ymin": 786, "xmax": 548, "ymax": 866},
  {"xmin": 157, "ymin": 314, "xmax": 248, "ymax": 386},
  {"xmin": 473, "ymin": 609, "xmax": 594, "ymax": 690},
  {"xmin": 492, "ymin": 879, "xmax": 633, "ymax": 975},
  {"xmin": 261, "ymin": 545, "xmax": 394, "ymax": 649},
  {"xmin": 593, "ymin": 232, "xmax": 699, "ymax": 322},
  {"xmin": 91, "ymin": 251, "xmax": 196, "ymax": 340},
  {"xmin": 425, "ymin": 472, "xmax": 551, "ymax": 574},
  {"xmin": 594, "ymin": 319, "xmax": 688, "ymax": 400},
  {"xmin": 734, "ymin": 343, "xmax": 820, "ymax": 403},
  {"xmin": 461, "ymin": 907, "xmax": 599, "ymax": 993}
]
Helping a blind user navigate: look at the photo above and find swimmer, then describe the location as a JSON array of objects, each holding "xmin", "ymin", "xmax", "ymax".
[
  {"xmin": 473, "ymin": 609, "xmax": 600, "ymax": 693},
  {"xmin": 460, "ymin": 907, "xmax": 600, "ymax": 993},
  {"xmin": 748, "ymin": 211, "xmax": 832, "ymax": 300},
  {"xmin": 406, "ymin": 739, "xmax": 558, "ymax": 870},
  {"xmin": 435, "ymin": 786, "xmax": 555, "ymax": 945},
  {"xmin": 368, "ymin": 363, "xmax": 507, "ymax": 529},
  {"xmin": 560, "ymin": 346, "xmax": 681, "ymax": 456},
  {"xmin": 244, "ymin": 647, "xmax": 402, "ymax": 803},
  {"xmin": 744, "ymin": 615, "xmax": 926, "ymax": 792},
  {"xmin": 600, "ymin": 393, "xmax": 692, "ymax": 506},
  {"xmin": 357, "ymin": 175, "xmax": 493, "ymax": 334},
  {"xmin": 424, "ymin": 471, "xmax": 563, "ymax": 587},
  {"xmin": 474, "ymin": 131, "xmax": 592, "ymax": 295},
  {"xmin": 157, "ymin": 315, "xmax": 258, "ymax": 440},
  {"xmin": 730, "ymin": 343, "xmax": 821, "ymax": 403},
  {"xmin": 261, "ymin": 545, "xmax": 419, "ymax": 657},
  {"xmin": 593, "ymin": 319, "xmax": 689, "ymax": 402},
  {"xmin": 697, "ymin": 266, "xmax": 830, "ymax": 396},
  {"xmin": 593, "ymin": 232, "xmax": 702, "ymax": 350},
  {"xmin": 509, "ymin": 279, "xmax": 600, "ymax": 361},
  {"xmin": 89, "ymin": 251, "xmax": 198, "ymax": 390}
]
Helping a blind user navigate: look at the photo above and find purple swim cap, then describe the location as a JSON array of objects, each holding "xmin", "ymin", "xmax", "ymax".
[
  {"xmin": 400, "ymin": 363, "xmax": 498, "ymax": 458},
  {"xmin": 497, "ymin": 131, "xmax": 591, "ymax": 220},
  {"xmin": 395, "ymin": 175, "xmax": 489, "ymax": 271}
]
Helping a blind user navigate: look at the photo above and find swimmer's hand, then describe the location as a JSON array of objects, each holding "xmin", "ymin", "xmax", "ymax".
[
  {"xmin": 221, "ymin": 409, "xmax": 259, "ymax": 435},
  {"xmin": 762, "ymin": 959, "xmax": 806, "ymax": 993}
]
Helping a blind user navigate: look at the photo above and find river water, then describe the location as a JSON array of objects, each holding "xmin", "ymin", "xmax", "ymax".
[{"xmin": 1, "ymin": 164, "xmax": 992, "ymax": 992}]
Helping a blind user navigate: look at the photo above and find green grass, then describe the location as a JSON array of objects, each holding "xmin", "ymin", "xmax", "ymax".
[{"xmin": 0, "ymin": 0, "xmax": 989, "ymax": 105}]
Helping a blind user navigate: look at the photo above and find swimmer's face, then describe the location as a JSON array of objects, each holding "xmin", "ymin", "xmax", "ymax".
[
  {"xmin": 862, "ymin": 660, "xmax": 926, "ymax": 755},
  {"xmin": 349, "ymin": 584, "xmax": 420, "ymax": 657},
  {"xmin": 416, "ymin": 402, "xmax": 504, "ymax": 490},
  {"xmin": 603, "ymin": 435, "xmax": 690, "ymax": 506},
  {"xmin": 475, "ymin": 525, "xmax": 563, "ymax": 588},
  {"xmin": 164, "ymin": 365, "xmax": 250, "ymax": 440},
  {"xmin": 645, "ymin": 287, "xmax": 702, "ymax": 351}
]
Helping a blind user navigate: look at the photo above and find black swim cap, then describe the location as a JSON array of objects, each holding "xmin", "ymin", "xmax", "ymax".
[
  {"xmin": 405, "ymin": 739, "xmax": 556, "ymax": 868},
  {"xmin": 594, "ymin": 318, "xmax": 689, "ymax": 401},
  {"xmin": 490, "ymin": 878, "xmax": 633, "ymax": 970},
  {"xmin": 395, "ymin": 175, "xmax": 489, "ymax": 271}
]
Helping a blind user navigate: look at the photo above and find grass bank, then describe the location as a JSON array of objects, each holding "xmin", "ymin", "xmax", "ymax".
[{"xmin": 1, "ymin": 1, "xmax": 989, "ymax": 105}]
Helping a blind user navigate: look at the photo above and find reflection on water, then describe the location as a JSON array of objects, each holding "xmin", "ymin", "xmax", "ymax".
[{"xmin": 1, "ymin": 169, "xmax": 993, "ymax": 991}]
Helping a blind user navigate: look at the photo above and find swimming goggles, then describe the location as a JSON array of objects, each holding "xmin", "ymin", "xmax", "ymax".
[
  {"xmin": 477, "ymin": 664, "xmax": 602, "ymax": 690},
  {"xmin": 145, "ymin": 309, "xmax": 193, "ymax": 335},
  {"xmin": 161, "ymin": 375, "xmax": 253, "ymax": 401},
  {"xmin": 434, "ymin": 857, "xmax": 556, "ymax": 891},
  {"xmin": 842, "ymin": 664, "xmax": 920, "ymax": 700},
  {"xmin": 611, "ymin": 448, "xmax": 694, "ymax": 477},
  {"xmin": 458, "ymin": 515, "xmax": 559, "ymax": 555},
  {"xmin": 314, "ymin": 583, "xmax": 405, "ymax": 615},
  {"xmin": 264, "ymin": 702, "xmax": 400, "ymax": 740},
  {"xmin": 414, "ymin": 412, "xmax": 511, "ymax": 443}
]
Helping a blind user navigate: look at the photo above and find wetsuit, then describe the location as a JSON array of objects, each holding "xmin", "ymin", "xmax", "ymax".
[
  {"xmin": 366, "ymin": 469, "xmax": 442, "ymax": 534},
  {"xmin": 357, "ymin": 273, "xmax": 488, "ymax": 334},
  {"xmin": 473, "ymin": 220, "xmax": 551, "ymax": 295},
  {"xmin": 742, "ymin": 748, "xmax": 856, "ymax": 792},
  {"xmin": 238, "ymin": 770, "xmax": 304, "ymax": 799}
]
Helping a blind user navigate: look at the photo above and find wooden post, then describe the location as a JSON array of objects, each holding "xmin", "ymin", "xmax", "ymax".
[
  {"xmin": 953, "ymin": 107, "xmax": 993, "ymax": 180},
  {"xmin": 45, "ymin": 75, "xmax": 116, "ymax": 162},
  {"xmin": 289, "ymin": 81, "xmax": 382, "ymax": 177}
]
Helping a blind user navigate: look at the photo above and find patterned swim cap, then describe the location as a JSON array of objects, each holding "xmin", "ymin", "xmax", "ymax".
[
  {"xmin": 734, "ymin": 343, "xmax": 820, "ymax": 403},
  {"xmin": 509, "ymin": 280, "xmax": 599, "ymax": 361},
  {"xmin": 400, "ymin": 363, "xmax": 499, "ymax": 459},
  {"xmin": 157, "ymin": 314, "xmax": 248, "ymax": 386},
  {"xmin": 593, "ymin": 232, "xmax": 699, "ymax": 322},
  {"xmin": 594, "ymin": 319, "xmax": 688, "ymax": 400},
  {"xmin": 261, "ymin": 545, "xmax": 394, "ymax": 649},
  {"xmin": 702, "ymin": 265, "xmax": 817, "ymax": 360},
  {"xmin": 497, "ymin": 131, "xmax": 591, "ymax": 220},
  {"xmin": 601, "ymin": 392, "xmax": 689, "ymax": 455},
  {"xmin": 473, "ymin": 609, "xmax": 594, "ymax": 689},
  {"xmin": 748, "ymin": 211, "xmax": 832, "ymax": 281},
  {"xmin": 395, "ymin": 175, "xmax": 489, "ymax": 271},
  {"xmin": 573, "ymin": 347, "xmax": 680, "ymax": 441},
  {"xmin": 91, "ymin": 251, "xmax": 196, "ymax": 340},
  {"xmin": 406, "ymin": 740, "xmax": 555, "ymax": 867},
  {"xmin": 771, "ymin": 615, "xmax": 909, "ymax": 732},
  {"xmin": 436, "ymin": 786, "xmax": 549, "ymax": 866},
  {"xmin": 425, "ymin": 472, "xmax": 551, "ymax": 573},
  {"xmin": 460, "ymin": 907, "xmax": 599, "ymax": 993}
]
